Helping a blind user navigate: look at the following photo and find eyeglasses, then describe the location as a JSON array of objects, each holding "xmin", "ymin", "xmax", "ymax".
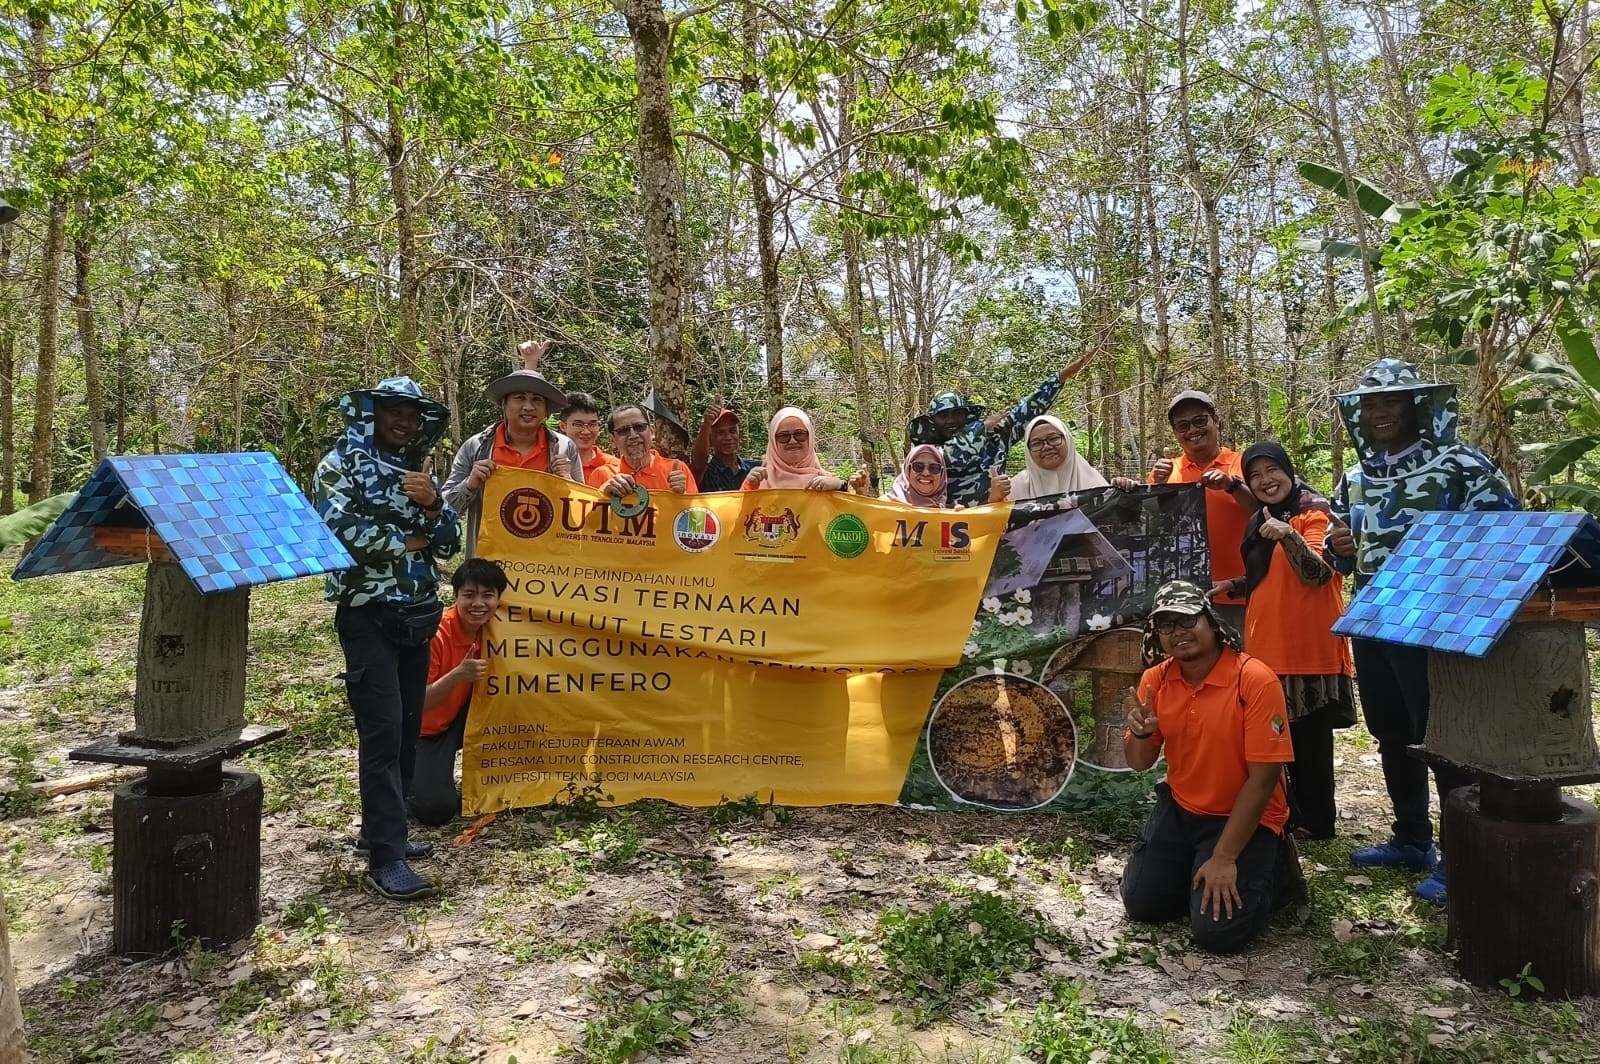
[
  {"xmin": 1153, "ymin": 614, "xmax": 1202, "ymax": 635},
  {"xmin": 611, "ymin": 422, "xmax": 650, "ymax": 436},
  {"xmin": 775, "ymin": 430, "xmax": 810, "ymax": 445},
  {"xmin": 909, "ymin": 461, "xmax": 942, "ymax": 475},
  {"xmin": 565, "ymin": 418, "xmax": 601, "ymax": 430},
  {"xmin": 1027, "ymin": 433, "xmax": 1066, "ymax": 452},
  {"xmin": 1171, "ymin": 413, "xmax": 1213, "ymax": 434}
]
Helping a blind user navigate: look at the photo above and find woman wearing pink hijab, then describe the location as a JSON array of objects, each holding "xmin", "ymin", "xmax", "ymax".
[
  {"xmin": 742, "ymin": 407, "xmax": 851, "ymax": 491},
  {"xmin": 881, "ymin": 444, "xmax": 1010, "ymax": 507}
]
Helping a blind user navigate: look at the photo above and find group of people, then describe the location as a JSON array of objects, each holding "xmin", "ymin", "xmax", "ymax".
[
  {"xmin": 311, "ymin": 340, "xmax": 1515, "ymax": 953},
  {"xmin": 1114, "ymin": 361, "xmax": 1516, "ymax": 953}
]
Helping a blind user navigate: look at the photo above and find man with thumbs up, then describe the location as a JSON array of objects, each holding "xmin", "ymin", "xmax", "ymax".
[
  {"xmin": 316, "ymin": 376, "xmax": 461, "ymax": 902},
  {"xmin": 409, "ymin": 559, "xmax": 507, "ymax": 827},
  {"xmin": 1116, "ymin": 391, "xmax": 1255, "ymax": 633}
]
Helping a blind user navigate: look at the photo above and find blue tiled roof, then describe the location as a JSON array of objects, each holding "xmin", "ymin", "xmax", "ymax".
[
  {"xmin": 1332, "ymin": 511, "xmax": 1600, "ymax": 656},
  {"xmin": 12, "ymin": 453, "xmax": 354, "ymax": 594}
]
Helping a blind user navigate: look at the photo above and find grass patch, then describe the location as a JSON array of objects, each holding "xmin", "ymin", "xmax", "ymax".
[
  {"xmin": 1017, "ymin": 981, "xmax": 1173, "ymax": 1063},
  {"xmin": 877, "ymin": 890, "xmax": 1055, "ymax": 1024},
  {"xmin": 581, "ymin": 911, "xmax": 743, "ymax": 1063},
  {"xmin": 705, "ymin": 791, "xmax": 793, "ymax": 827}
]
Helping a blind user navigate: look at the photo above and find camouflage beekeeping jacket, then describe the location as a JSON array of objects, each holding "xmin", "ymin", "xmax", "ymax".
[
  {"xmin": 1323, "ymin": 359, "xmax": 1518, "ymax": 590},
  {"xmin": 314, "ymin": 376, "xmax": 461, "ymax": 607}
]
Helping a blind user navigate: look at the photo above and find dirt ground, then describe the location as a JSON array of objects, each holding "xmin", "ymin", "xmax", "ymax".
[{"xmin": 4, "ymin": 567, "xmax": 1600, "ymax": 1063}]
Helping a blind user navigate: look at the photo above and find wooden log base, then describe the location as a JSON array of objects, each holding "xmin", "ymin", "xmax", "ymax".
[
  {"xmin": 111, "ymin": 768, "xmax": 263, "ymax": 954},
  {"xmin": 92, "ymin": 527, "xmax": 176, "ymax": 563},
  {"xmin": 1445, "ymin": 785, "xmax": 1600, "ymax": 997}
]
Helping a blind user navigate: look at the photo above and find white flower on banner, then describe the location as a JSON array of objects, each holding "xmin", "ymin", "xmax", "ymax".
[
  {"xmin": 997, "ymin": 611, "xmax": 1018, "ymax": 627},
  {"xmin": 981, "ymin": 596, "xmax": 1002, "ymax": 614},
  {"xmin": 1011, "ymin": 659, "xmax": 1033, "ymax": 677},
  {"xmin": 971, "ymin": 619, "xmax": 983, "ymax": 637},
  {"xmin": 974, "ymin": 665, "xmax": 994, "ymax": 676},
  {"xmin": 1013, "ymin": 589, "xmax": 1032, "ymax": 605},
  {"xmin": 1087, "ymin": 613, "xmax": 1112, "ymax": 631},
  {"xmin": 1015, "ymin": 606, "xmax": 1034, "ymax": 626},
  {"xmin": 963, "ymin": 641, "xmax": 980, "ymax": 659}
]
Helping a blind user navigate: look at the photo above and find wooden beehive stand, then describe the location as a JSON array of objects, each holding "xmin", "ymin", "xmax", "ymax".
[
  {"xmin": 1425, "ymin": 585, "xmax": 1600, "ymax": 998},
  {"xmin": 71, "ymin": 528, "xmax": 286, "ymax": 953}
]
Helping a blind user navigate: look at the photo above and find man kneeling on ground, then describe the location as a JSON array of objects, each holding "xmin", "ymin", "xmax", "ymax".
[
  {"xmin": 1119, "ymin": 581, "xmax": 1301, "ymax": 954},
  {"xmin": 408, "ymin": 558, "xmax": 506, "ymax": 826}
]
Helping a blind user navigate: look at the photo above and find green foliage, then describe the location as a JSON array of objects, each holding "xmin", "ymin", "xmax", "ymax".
[
  {"xmin": 705, "ymin": 792, "xmax": 793, "ymax": 826},
  {"xmin": 876, "ymin": 890, "xmax": 1054, "ymax": 1023},
  {"xmin": 1500, "ymin": 961, "xmax": 1546, "ymax": 998},
  {"xmin": 582, "ymin": 913, "xmax": 743, "ymax": 1063},
  {"xmin": 0, "ymin": 492, "xmax": 74, "ymax": 548},
  {"xmin": 1019, "ymin": 981, "xmax": 1173, "ymax": 1063}
]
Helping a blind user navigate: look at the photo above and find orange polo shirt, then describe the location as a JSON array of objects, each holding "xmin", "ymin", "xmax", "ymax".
[
  {"xmin": 1243, "ymin": 509, "xmax": 1353, "ymax": 678},
  {"xmin": 491, "ymin": 423, "xmax": 550, "ymax": 471},
  {"xmin": 581, "ymin": 448, "xmax": 619, "ymax": 484},
  {"xmin": 1135, "ymin": 648, "xmax": 1294, "ymax": 834},
  {"xmin": 421, "ymin": 606, "xmax": 476, "ymax": 738},
  {"xmin": 599, "ymin": 449, "xmax": 698, "ymax": 492},
  {"xmin": 1151, "ymin": 447, "xmax": 1249, "ymax": 605}
]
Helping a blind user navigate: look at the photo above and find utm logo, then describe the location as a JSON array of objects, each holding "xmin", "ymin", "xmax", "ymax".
[{"xmin": 500, "ymin": 488, "xmax": 554, "ymax": 539}]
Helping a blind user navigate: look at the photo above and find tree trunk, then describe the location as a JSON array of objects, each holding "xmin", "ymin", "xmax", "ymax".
[
  {"xmin": 0, "ymin": 883, "xmax": 24, "ymax": 1061},
  {"xmin": 1173, "ymin": 0, "xmax": 1230, "ymax": 422},
  {"xmin": 741, "ymin": 0, "xmax": 783, "ymax": 413},
  {"xmin": 384, "ymin": 14, "xmax": 420, "ymax": 378},
  {"xmin": 30, "ymin": 193, "xmax": 66, "ymax": 502},
  {"xmin": 1, "ymin": 225, "xmax": 16, "ymax": 515},
  {"xmin": 838, "ymin": 68, "xmax": 872, "ymax": 451},
  {"xmin": 621, "ymin": 0, "xmax": 688, "ymax": 455},
  {"xmin": 73, "ymin": 209, "xmax": 107, "ymax": 460},
  {"xmin": 133, "ymin": 563, "xmax": 249, "ymax": 744},
  {"xmin": 1307, "ymin": 0, "xmax": 1387, "ymax": 361}
]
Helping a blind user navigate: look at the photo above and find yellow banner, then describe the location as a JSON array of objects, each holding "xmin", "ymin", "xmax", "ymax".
[{"xmin": 462, "ymin": 470, "xmax": 1007, "ymax": 811}]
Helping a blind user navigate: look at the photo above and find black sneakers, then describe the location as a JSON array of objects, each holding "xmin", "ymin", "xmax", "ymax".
[{"xmin": 364, "ymin": 860, "xmax": 435, "ymax": 902}]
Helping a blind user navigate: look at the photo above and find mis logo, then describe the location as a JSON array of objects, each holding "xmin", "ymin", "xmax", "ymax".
[
  {"xmin": 673, "ymin": 507, "xmax": 722, "ymax": 553},
  {"xmin": 743, "ymin": 507, "xmax": 800, "ymax": 549}
]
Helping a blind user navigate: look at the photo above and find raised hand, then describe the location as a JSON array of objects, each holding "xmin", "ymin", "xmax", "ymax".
[
  {"xmin": 403, "ymin": 457, "xmax": 440, "ymax": 509},
  {"xmin": 517, "ymin": 338, "xmax": 552, "ymax": 370},
  {"xmin": 550, "ymin": 452, "xmax": 572, "ymax": 478},
  {"xmin": 1258, "ymin": 507, "xmax": 1293, "ymax": 541},
  {"xmin": 1327, "ymin": 511, "xmax": 1356, "ymax": 559},
  {"xmin": 667, "ymin": 466, "xmax": 688, "ymax": 492},
  {"xmin": 1124, "ymin": 685, "xmax": 1156, "ymax": 738},
  {"xmin": 1150, "ymin": 447, "xmax": 1176, "ymax": 483}
]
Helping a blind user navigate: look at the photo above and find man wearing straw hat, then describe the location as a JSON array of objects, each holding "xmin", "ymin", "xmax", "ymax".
[{"xmin": 442, "ymin": 339, "xmax": 586, "ymax": 557}]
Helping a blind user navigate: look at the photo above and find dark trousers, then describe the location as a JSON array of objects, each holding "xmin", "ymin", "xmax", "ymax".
[
  {"xmin": 1288, "ymin": 706, "xmax": 1339, "ymax": 839},
  {"xmin": 336, "ymin": 603, "xmax": 432, "ymax": 867},
  {"xmin": 1120, "ymin": 784, "xmax": 1284, "ymax": 954},
  {"xmin": 408, "ymin": 701, "xmax": 468, "ymax": 827},
  {"xmin": 1351, "ymin": 638, "xmax": 1473, "ymax": 850}
]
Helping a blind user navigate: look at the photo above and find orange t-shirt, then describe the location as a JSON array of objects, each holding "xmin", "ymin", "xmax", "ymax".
[
  {"xmin": 1135, "ymin": 648, "xmax": 1294, "ymax": 834},
  {"xmin": 491, "ymin": 423, "xmax": 551, "ymax": 471},
  {"xmin": 581, "ymin": 448, "xmax": 619, "ymax": 484},
  {"xmin": 605, "ymin": 450, "xmax": 698, "ymax": 493},
  {"xmin": 421, "ymin": 606, "xmax": 476, "ymax": 738},
  {"xmin": 1151, "ymin": 447, "xmax": 1249, "ymax": 605},
  {"xmin": 1243, "ymin": 509, "xmax": 1353, "ymax": 677}
]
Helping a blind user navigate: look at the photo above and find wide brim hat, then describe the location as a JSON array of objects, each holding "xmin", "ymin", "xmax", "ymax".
[{"xmin": 485, "ymin": 369, "xmax": 567, "ymax": 408}]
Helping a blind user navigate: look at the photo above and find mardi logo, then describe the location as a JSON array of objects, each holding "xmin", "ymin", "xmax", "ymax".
[
  {"xmin": 500, "ymin": 487, "xmax": 555, "ymax": 539},
  {"xmin": 743, "ymin": 507, "xmax": 800, "ymax": 549},
  {"xmin": 673, "ymin": 507, "xmax": 721, "ymax": 553},
  {"xmin": 823, "ymin": 513, "xmax": 869, "ymax": 559}
]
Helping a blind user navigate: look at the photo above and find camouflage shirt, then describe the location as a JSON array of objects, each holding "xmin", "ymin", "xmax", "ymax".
[
  {"xmin": 938, "ymin": 376, "xmax": 1065, "ymax": 507},
  {"xmin": 315, "ymin": 376, "xmax": 462, "ymax": 607},
  {"xmin": 1323, "ymin": 359, "xmax": 1518, "ymax": 590}
]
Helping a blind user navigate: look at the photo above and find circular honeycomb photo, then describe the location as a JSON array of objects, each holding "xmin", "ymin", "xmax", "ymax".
[{"xmin": 926, "ymin": 673, "xmax": 1077, "ymax": 811}]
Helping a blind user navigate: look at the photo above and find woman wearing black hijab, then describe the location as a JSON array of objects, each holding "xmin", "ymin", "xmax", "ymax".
[{"xmin": 1214, "ymin": 441, "xmax": 1355, "ymax": 839}]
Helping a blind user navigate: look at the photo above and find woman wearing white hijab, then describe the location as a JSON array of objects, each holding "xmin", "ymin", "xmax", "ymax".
[{"xmin": 1010, "ymin": 414, "xmax": 1107, "ymax": 501}]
